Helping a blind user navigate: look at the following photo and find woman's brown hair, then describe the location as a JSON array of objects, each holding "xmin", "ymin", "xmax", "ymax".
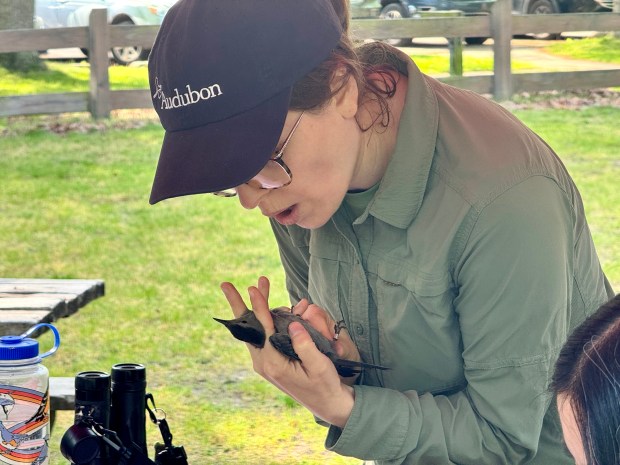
[
  {"xmin": 289, "ymin": 0, "xmax": 408, "ymax": 131},
  {"xmin": 550, "ymin": 293, "xmax": 620, "ymax": 465}
]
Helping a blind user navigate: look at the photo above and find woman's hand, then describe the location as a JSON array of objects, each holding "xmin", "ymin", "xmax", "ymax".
[
  {"xmin": 292, "ymin": 300, "xmax": 361, "ymax": 386},
  {"xmin": 220, "ymin": 276, "xmax": 355, "ymax": 428}
]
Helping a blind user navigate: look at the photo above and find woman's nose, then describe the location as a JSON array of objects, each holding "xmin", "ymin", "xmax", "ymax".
[{"xmin": 236, "ymin": 183, "xmax": 269, "ymax": 210}]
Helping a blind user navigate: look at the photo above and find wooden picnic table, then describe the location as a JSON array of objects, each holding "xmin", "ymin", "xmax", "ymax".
[
  {"xmin": 0, "ymin": 278, "xmax": 104, "ymax": 336},
  {"xmin": 0, "ymin": 278, "xmax": 105, "ymax": 428}
]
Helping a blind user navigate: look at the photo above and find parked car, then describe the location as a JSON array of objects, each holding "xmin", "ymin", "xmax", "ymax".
[
  {"xmin": 350, "ymin": 0, "xmax": 419, "ymax": 46},
  {"xmin": 350, "ymin": 0, "xmax": 491, "ymax": 45},
  {"xmin": 351, "ymin": 0, "xmax": 609, "ymax": 45},
  {"xmin": 34, "ymin": 0, "xmax": 176, "ymax": 65},
  {"xmin": 512, "ymin": 0, "xmax": 610, "ymax": 39}
]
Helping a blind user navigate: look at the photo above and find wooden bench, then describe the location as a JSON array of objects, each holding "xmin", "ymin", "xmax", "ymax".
[
  {"xmin": 50, "ymin": 376, "xmax": 75, "ymax": 428},
  {"xmin": 0, "ymin": 278, "xmax": 105, "ymax": 427}
]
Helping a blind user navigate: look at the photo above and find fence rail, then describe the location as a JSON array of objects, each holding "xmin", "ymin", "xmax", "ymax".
[{"xmin": 1, "ymin": 1, "xmax": 619, "ymax": 118}]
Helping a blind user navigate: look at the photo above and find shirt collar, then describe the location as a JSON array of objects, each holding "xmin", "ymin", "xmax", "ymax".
[{"xmin": 363, "ymin": 52, "xmax": 439, "ymax": 229}]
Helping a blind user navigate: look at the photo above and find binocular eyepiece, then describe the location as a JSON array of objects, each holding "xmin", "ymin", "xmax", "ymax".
[{"xmin": 60, "ymin": 363, "xmax": 158, "ymax": 465}]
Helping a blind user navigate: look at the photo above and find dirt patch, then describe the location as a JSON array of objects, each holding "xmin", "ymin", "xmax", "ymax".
[
  {"xmin": 0, "ymin": 108, "xmax": 159, "ymax": 137},
  {"xmin": 2, "ymin": 90, "xmax": 618, "ymax": 137},
  {"xmin": 500, "ymin": 88, "xmax": 620, "ymax": 110}
]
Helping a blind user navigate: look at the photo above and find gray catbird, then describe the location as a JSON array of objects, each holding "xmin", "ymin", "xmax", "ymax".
[{"xmin": 214, "ymin": 307, "xmax": 389, "ymax": 377}]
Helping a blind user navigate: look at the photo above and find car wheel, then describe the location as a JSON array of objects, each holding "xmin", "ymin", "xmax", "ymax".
[
  {"xmin": 527, "ymin": 0, "xmax": 561, "ymax": 40},
  {"xmin": 464, "ymin": 37, "xmax": 488, "ymax": 45},
  {"xmin": 380, "ymin": 3, "xmax": 413, "ymax": 47},
  {"xmin": 110, "ymin": 20, "xmax": 144, "ymax": 65}
]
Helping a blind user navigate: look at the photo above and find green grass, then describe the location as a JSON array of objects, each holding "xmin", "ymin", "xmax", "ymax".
[
  {"xmin": 0, "ymin": 35, "xmax": 618, "ymax": 464},
  {"xmin": 0, "ymin": 118, "xmax": 355, "ymax": 464},
  {"xmin": 0, "ymin": 104, "xmax": 618, "ymax": 464},
  {"xmin": 0, "ymin": 61, "xmax": 149, "ymax": 96},
  {"xmin": 545, "ymin": 35, "xmax": 620, "ymax": 63},
  {"xmin": 409, "ymin": 54, "xmax": 536, "ymax": 74}
]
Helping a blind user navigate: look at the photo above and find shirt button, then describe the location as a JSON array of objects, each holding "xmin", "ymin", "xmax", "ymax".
[{"xmin": 355, "ymin": 324, "xmax": 364, "ymax": 336}]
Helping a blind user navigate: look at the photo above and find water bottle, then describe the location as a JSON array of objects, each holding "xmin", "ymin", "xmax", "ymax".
[{"xmin": 0, "ymin": 323, "xmax": 60, "ymax": 465}]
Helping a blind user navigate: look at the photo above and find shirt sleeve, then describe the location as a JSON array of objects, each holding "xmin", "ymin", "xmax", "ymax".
[{"xmin": 324, "ymin": 176, "xmax": 575, "ymax": 464}]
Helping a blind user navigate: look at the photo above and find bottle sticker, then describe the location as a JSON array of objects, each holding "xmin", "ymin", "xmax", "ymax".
[{"xmin": 0, "ymin": 384, "xmax": 49, "ymax": 465}]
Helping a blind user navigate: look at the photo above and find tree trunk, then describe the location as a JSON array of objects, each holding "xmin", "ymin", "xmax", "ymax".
[{"xmin": 0, "ymin": 0, "xmax": 46, "ymax": 71}]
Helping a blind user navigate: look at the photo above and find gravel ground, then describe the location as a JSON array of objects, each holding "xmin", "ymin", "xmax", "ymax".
[
  {"xmin": 500, "ymin": 88, "xmax": 620, "ymax": 110},
  {"xmin": 2, "ymin": 89, "xmax": 619, "ymax": 136}
]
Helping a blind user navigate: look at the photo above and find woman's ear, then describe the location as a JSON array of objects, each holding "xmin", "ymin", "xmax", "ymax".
[{"xmin": 331, "ymin": 69, "xmax": 359, "ymax": 119}]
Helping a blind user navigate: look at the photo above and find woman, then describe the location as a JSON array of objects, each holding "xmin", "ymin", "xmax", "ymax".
[
  {"xmin": 551, "ymin": 294, "xmax": 620, "ymax": 465},
  {"xmin": 147, "ymin": 0, "xmax": 615, "ymax": 463}
]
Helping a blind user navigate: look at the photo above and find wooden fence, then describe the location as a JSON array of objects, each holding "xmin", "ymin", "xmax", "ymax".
[{"xmin": 0, "ymin": 1, "xmax": 619, "ymax": 118}]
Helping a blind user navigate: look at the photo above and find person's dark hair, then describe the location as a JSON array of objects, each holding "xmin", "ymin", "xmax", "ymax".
[
  {"xmin": 550, "ymin": 293, "xmax": 620, "ymax": 465},
  {"xmin": 290, "ymin": 0, "xmax": 408, "ymax": 131}
]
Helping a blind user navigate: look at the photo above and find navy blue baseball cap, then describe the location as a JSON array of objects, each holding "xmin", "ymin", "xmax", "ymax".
[{"xmin": 148, "ymin": 0, "xmax": 343, "ymax": 204}]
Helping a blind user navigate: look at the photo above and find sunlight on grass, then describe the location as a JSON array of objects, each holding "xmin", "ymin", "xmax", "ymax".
[
  {"xmin": 410, "ymin": 53, "xmax": 535, "ymax": 74},
  {"xmin": 545, "ymin": 35, "xmax": 620, "ymax": 63},
  {"xmin": 0, "ymin": 61, "xmax": 149, "ymax": 96}
]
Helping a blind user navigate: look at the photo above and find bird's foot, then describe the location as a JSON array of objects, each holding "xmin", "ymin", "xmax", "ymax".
[{"xmin": 333, "ymin": 320, "xmax": 346, "ymax": 340}]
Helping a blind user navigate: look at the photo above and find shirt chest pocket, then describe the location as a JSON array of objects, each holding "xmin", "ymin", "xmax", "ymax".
[
  {"xmin": 373, "ymin": 261, "xmax": 465, "ymax": 394},
  {"xmin": 306, "ymin": 236, "xmax": 348, "ymax": 319}
]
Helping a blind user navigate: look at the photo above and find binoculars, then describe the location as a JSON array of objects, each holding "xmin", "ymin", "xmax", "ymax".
[{"xmin": 60, "ymin": 363, "xmax": 187, "ymax": 465}]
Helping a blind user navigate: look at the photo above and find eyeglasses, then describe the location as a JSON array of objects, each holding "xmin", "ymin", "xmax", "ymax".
[{"xmin": 213, "ymin": 111, "xmax": 305, "ymax": 197}]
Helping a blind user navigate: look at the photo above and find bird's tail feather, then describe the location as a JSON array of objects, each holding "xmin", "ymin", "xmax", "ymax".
[{"xmin": 334, "ymin": 358, "xmax": 389, "ymax": 377}]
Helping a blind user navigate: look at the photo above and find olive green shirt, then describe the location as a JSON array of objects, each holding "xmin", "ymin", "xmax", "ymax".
[{"xmin": 270, "ymin": 54, "xmax": 614, "ymax": 464}]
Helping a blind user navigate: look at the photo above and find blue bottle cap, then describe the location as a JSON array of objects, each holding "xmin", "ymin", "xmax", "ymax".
[
  {"xmin": 0, "ymin": 324, "xmax": 60, "ymax": 362},
  {"xmin": 0, "ymin": 335, "xmax": 39, "ymax": 361}
]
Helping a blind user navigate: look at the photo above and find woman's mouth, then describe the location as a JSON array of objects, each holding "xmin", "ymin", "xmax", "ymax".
[{"xmin": 273, "ymin": 205, "xmax": 298, "ymax": 225}]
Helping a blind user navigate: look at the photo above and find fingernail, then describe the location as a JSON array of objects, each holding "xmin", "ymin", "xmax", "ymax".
[{"xmin": 288, "ymin": 321, "xmax": 305, "ymax": 337}]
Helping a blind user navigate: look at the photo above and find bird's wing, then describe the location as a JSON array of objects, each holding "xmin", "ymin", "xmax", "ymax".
[{"xmin": 268, "ymin": 334, "xmax": 301, "ymax": 362}]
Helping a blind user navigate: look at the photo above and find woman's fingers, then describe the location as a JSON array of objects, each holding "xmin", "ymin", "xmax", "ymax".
[
  {"xmin": 292, "ymin": 298, "xmax": 310, "ymax": 316},
  {"xmin": 248, "ymin": 285, "xmax": 275, "ymax": 335},
  {"xmin": 302, "ymin": 304, "xmax": 335, "ymax": 340},
  {"xmin": 220, "ymin": 282, "xmax": 249, "ymax": 318},
  {"xmin": 288, "ymin": 322, "xmax": 329, "ymax": 373},
  {"xmin": 257, "ymin": 275, "xmax": 270, "ymax": 301}
]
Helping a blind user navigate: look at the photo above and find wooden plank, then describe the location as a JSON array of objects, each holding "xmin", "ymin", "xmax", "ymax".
[
  {"xmin": 50, "ymin": 377, "xmax": 75, "ymax": 411},
  {"xmin": 0, "ymin": 294, "xmax": 83, "ymax": 317},
  {"xmin": 0, "ymin": 310, "xmax": 54, "ymax": 336},
  {"xmin": 0, "ymin": 27, "xmax": 89, "ymax": 53},
  {"xmin": 110, "ymin": 89, "xmax": 153, "ymax": 110},
  {"xmin": 0, "ymin": 279, "xmax": 104, "ymax": 301},
  {"xmin": 0, "ymin": 279, "xmax": 104, "ymax": 317},
  {"xmin": 0, "ymin": 297, "xmax": 66, "ymax": 318},
  {"xmin": 438, "ymin": 74, "xmax": 494, "ymax": 94},
  {"xmin": 350, "ymin": 12, "xmax": 619, "ymax": 40},
  {"xmin": 514, "ymin": 69, "xmax": 620, "ymax": 92},
  {"xmin": 0, "ymin": 278, "xmax": 104, "ymax": 293},
  {"xmin": 109, "ymin": 24, "xmax": 159, "ymax": 48},
  {"xmin": 512, "ymin": 12, "xmax": 620, "ymax": 35},
  {"xmin": 0, "ymin": 93, "xmax": 89, "ymax": 117},
  {"xmin": 351, "ymin": 16, "xmax": 491, "ymax": 39}
]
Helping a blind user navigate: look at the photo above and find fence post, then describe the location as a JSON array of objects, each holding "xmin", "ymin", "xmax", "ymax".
[
  {"xmin": 614, "ymin": 0, "xmax": 620, "ymax": 39},
  {"xmin": 88, "ymin": 8, "xmax": 110, "ymax": 119},
  {"xmin": 418, "ymin": 10, "xmax": 463, "ymax": 76},
  {"xmin": 448, "ymin": 37, "xmax": 463, "ymax": 76},
  {"xmin": 491, "ymin": 0, "xmax": 513, "ymax": 100}
]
